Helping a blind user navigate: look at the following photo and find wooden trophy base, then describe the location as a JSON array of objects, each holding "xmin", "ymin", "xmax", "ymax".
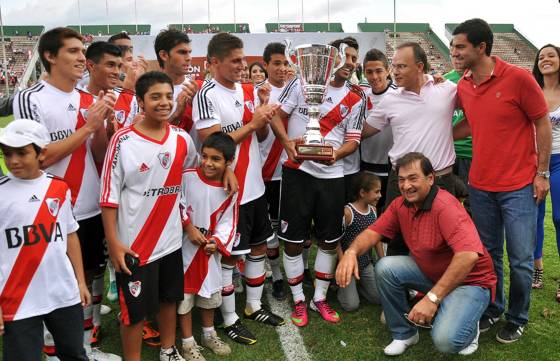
[{"xmin": 295, "ymin": 143, "xmax": 334, "ymax": 161}]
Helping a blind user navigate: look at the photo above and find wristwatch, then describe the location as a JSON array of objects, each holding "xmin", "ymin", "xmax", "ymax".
[
  {"xmin": 427, "ymin": 291, "xmax": 441, "ymax": 305},
  {"xmin": 537, "ymin": 170, "xmax": 550, "ymax": 179}
]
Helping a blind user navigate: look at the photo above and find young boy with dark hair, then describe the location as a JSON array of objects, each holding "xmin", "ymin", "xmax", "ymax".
[
  {"xmin": 0, "ymin": 119, "xmax": 90, "ymax": 361},
  {"xmin": 101, "ymin": 71, "xmax": 199, "ymax": 361},
  {"xmin": 178, "ymin": 131, "xmax": 237, "ymax": 360}
]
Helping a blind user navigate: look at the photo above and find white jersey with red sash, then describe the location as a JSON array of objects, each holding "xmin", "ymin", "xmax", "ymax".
[
  {"xmin": 193, "ymin": 79, "xmax": 265, "ymax": 204},
  {"xmin": 100, "ymin": 124, "xmax": 198, "ymax": 265},
  {"xmin": 258, "ymin": 82, "xmax": 287, "ymax": 182},
  {"xmin": 14, "ymin": 81, "xmax": 102, "ymax": 220},
  {"xmin": 113, "ymin": 87, "xmax": 140, "ymax": 130},
  {"xmin": 0, "ymin": 172, "xmax": 80, "ymax": 321},
  {"xmin": 181, "ymin": 168, "xmax": 238, "ymax": 297},
  {"xmin": 278, "ymin": 79, "xmax": 366, "ymax": 179}
]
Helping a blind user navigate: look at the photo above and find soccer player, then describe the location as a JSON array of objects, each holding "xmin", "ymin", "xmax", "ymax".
[
  {"xmin": 270, "ymin": 36, "xmax": 366, "ymax": 327},
  {"xmin": 13, "ymin": 27, "xmax": 120, "ymax": 361},
  {"xmin": 178, "ymin": 132, "xmax": 237, "ymax": 360},
  {"xmin": 193, "ymin": 32, "xmax": 284, "ymax": 345},
  {"xmin": 101, "ymin": 71, "xmax": 198, "ymax": 361},
  {"xmin": 259, "ymin": 42, "xmax": 290, "ymax": 300},
  {"xmin": 154, "ymin": 29, "xmax": 201, "ymax": 144},
  {"xmin": 358, "ymin": 48, "xmax": 398, "ymax": 211},
  {"xmin": 0, "ymin": 119, "xmax": 90, "ymax": 361}
]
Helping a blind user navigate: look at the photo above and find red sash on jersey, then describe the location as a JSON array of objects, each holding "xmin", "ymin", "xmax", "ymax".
[
  {"xmin": 64, "ymin": 91, "xmax": 94, "ymax": 206},
  {"xmin": 233, "ymin": 84, "xmax": 255, "ymax": 202},
  {"xmin": 0, "ymin": 179, "xmax": 68, "ymax": 321},
  {"xmin": 183, "ymin": 193, "xmax": 237, "ymax": 294},
  {"xmin": 130, "ymin": 134, "xmax": 187, "ymax": 265},
  {"xmin": 284, "ymin": 90, "xmax": 362, "ymax": 170},
  {"xmin": 114, "ymin": 89, "xmax": 135, "ymax": 130},
  {"xmin": 262, "ymin": 118, "xmax": 288, "ymax": 181}
]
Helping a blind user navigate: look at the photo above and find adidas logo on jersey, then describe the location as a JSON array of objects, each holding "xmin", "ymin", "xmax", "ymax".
[
  {"xmin": 67, "ymin": 103, "xmax": 77, "ymax": 112},
  {"xmin": 28, "ymin": 194, "xmax": 40, "ymax": 202},
  {"xmin": 139, "ymin": 163, "xmax": 150, "ymax": 173},
  {"xmin": 234, "ymin": 100, "xmax": 243, "ymax": 108},
  {"xmin": 325, "ymin": 97, "xmax": 333, "ymax": 103}
]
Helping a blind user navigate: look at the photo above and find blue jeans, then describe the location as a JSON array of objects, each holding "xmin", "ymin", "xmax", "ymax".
[
  {"xmin": 469, "ymin": 184, "xmax": 537, "ymax": 326},
  {"xmin": 535, "ymin": 153, "xmax": 560, "ymax": 260},
  {"xmin": 375, "ymin": 256, "xmax": 490, "ymax": 353}
]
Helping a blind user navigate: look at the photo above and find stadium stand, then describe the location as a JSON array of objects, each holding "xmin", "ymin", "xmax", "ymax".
[
  {"xmin": 359, "ymin": 23, "xmax": 451, "ymax": 74},
  {"xmin": 265, "ymin": 23, "xmax": 344, "ymax": 32},
  {"xmin": 67, "ymin": 24, "xmax": 151, "ymax": 36},
  {"xmin": 169, "ymin": 23, "xmax": 250, "ymax": 33},
  {"xmin": 446, "ymin": 23, "xmax": 537, "ymax": 70},
  {"xmin": 0, "ymin": 25, "xmax": 44, "ymax": 94}
]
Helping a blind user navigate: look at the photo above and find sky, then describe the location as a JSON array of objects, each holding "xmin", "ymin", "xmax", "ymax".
[{"xmin": 0, "ymin": 0, "xmax": 558, "ymax": 49}]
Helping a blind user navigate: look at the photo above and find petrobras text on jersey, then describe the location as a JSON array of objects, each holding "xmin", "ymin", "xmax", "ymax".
[{"xmin": 142, "ymin": 185, "xmax": 182, "ymax": 197}]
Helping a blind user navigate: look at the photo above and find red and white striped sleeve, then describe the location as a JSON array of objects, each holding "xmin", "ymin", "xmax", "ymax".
[
  {"xmin": 344, "ymin": 95, "xmax": 365, "ymax": 144},
  {"xmin": 100, "ymin": 129, "xmax": 129, "ymax": 208}
]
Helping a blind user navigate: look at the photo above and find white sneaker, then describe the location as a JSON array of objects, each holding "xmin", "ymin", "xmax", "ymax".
[
  {"xmin": 161, "ymin": 345, "xmax": 186, "ymax": 361},
  {"xmin": 458, "ymin": 323, "xmax": 480, "ymax": 356},
  {"xmin": 100, "ymin": 304, "xmax": 112, "ymax": 315},
  {"xmin": 86, "ymin": 346, "xmax": 122, "ymax": 361},
  {"xmin": 383, "ymin": 333, "xmax": 419, "ymax": 356}
]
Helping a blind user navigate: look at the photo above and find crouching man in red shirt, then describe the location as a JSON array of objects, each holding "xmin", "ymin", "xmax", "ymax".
[{"xmin": 336, "ymin": 152, "xmax": 496, "ymax": 357}]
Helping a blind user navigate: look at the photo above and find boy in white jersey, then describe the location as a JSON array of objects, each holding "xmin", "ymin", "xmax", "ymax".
[
  {"xmin": 101, "ymin": 72, "xmax": 199, "ymax": 361},
  {"xmin": 258, "ymin": 42, "xmax": 290, "ymax": 300},
  {"xmin": 13, "ymin": 27, "xmax": 120, "ymax": 361},
  {"xmin": 178, "ymin": 132, "xmax": 237, "ymax": 360},
  {"xmin": 0, "ymin": 119, "xmax": 90, "ymax": 361},
  {"xmin": 193, "ymin": 32, "xmax": 284, "ymax": 345},
  {"xmin": 270, "ymin": 36, "xmax": 366, "ymax": 327}
]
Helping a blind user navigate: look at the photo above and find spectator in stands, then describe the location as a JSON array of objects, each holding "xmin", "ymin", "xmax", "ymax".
[
  {"xmin": 531, "ymin": 43, "xmax": 560, "ymax": 303},
  {"xmin": 452, "ymin": 18, "xmax": 551, "ymax": 344},
  {"xmin": 248, "ymin": 61, "xmax": 267, "ymax": 84},
  {"xmin": 336, "ymin": 152, "xmax": 496, "ymax": 356}
]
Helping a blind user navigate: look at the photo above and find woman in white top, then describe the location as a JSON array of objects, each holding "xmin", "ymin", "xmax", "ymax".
[{"xmin": 532, "ymin": 43, "xmax": 560, "ymax": 302}]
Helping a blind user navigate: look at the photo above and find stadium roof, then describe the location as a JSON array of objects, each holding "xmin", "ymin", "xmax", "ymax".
[
  {"xmin": 265, "ymin": 23, "xmax": 343, "ymax": 32},
  {"xmin": 358, "ymin": 22, "xmax": 431, "ymax": 32},
  {"xmin": 168, "ymin": 23, "xmax": 250, "ymax": 33},
  {"xmin": 0, "ymin": 25, "xmax": 45, "ymax": 36},
  {"xmin": 67, "ymin": 24, "xmax": 151, "ymax": 35}
]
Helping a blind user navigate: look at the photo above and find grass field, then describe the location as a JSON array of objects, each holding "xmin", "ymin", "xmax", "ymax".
[{"xmin": 0, "ymin": 112, "xmax": 558, "ymax": 360}]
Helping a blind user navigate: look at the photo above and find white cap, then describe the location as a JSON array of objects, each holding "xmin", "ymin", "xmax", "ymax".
[{"xmin": 0, "ymin": 119, "xmax": 50, "ymax": 149}]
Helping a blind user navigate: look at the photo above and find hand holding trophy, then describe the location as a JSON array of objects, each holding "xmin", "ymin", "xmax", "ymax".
[{"xmin": 284, "ymin": 39, "xmax": 347, "ymax": 161}]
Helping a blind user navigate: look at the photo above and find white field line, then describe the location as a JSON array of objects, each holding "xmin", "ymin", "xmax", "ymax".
[{"xmin": 264, "ymin": 283, "xmax": 312, "ymax": 361}]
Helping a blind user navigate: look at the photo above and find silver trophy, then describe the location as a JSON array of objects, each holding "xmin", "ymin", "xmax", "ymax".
[{"xmin": 285, "ymin": 39, "xmax": 347, "ymax": 160}]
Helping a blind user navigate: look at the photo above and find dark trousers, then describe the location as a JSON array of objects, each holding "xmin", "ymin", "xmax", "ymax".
[{"xmin": 3, "ymin": 303, "xmax": 87, "ymax": 361}]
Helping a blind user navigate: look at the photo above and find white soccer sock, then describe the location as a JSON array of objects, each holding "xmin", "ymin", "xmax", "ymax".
[
  {"xmin": 220, "ymin": 264, "xmax": 239, "ymax": 327},
  {"xmin": 245, "ymin": 254, "xmax": 266, "ymax": 313},
  {"xmin": 313, "ymin": 247, "xmax": 336, "ymax": 302},
  {"xmin": 92, "ymin": 273, "xmax": 104, "ymax": 327},
  {"xmin": 181, "ymin": 336, "xmax": 195, "ymax": 346},
  {"xmin": 283, "ymin": 252, "xmax": 305, "ymax": 303},
  {"xmin": 202, "ymin": 326, "xmax": 215, "ymax": 338},
  {"xmin": 302, "ymin": 240, "xmax": 311, "ymax": 270}
]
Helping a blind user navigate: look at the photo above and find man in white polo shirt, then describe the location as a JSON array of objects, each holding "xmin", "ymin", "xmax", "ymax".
[{"xmin": 362, "ymin": 42, "xmax": 458, "ymax": 255}]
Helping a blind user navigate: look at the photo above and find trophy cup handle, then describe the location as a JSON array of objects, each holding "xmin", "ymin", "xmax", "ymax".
[
  {"xmin": 332, "ymin": 42, "xmax": 348, "ymax": 74},
  {"xmin": 284, "ymin": 39, "xmax": 298, "ymax": 74}
]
